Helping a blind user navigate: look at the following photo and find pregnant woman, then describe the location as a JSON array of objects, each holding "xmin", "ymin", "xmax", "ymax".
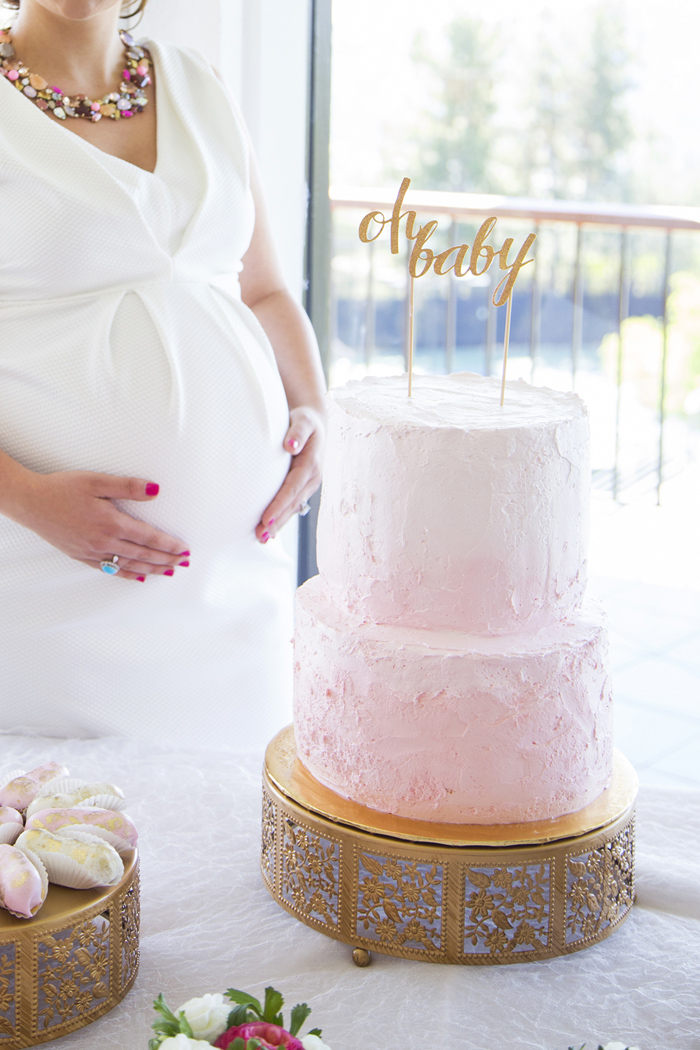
[{"xmin": 0, "ymin": 0, "xmax": 325, "ymax": 748}]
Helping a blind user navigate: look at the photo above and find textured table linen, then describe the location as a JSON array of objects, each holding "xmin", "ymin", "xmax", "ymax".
[{"xmin": 1, "ymin": 734, "xmax": 697, "ymax": 1050}]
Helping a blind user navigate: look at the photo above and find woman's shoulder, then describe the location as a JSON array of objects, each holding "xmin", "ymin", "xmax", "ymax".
[
  {"xmin": 139, "ymin": 37, "xmax": 246, "ymax": 118},
  {"xmin": 141, "ymin": 37, "xmax": 250, "ymax": 177},
  {"xmin": 139, "ymin": 37, "xmax": 216, "ymax": 78}
]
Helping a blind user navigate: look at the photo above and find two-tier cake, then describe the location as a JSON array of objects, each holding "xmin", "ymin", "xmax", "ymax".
[{"xmin": 293, "ymin": 372, "xmax": 613, "ymax": 825}]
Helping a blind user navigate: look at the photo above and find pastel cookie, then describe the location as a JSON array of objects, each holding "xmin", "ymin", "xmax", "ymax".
[
  {"xmin": 27, "ymin": 808, "xmax": 137, "ymax": 854},
  {"xmin": 0, "ymin": 807, "xmax": 23, "ymax": 845},
  {"xmin": 15, "ymin": 828, "xmax": 124, "ymax": 890},
  {"xmin": 0, "ymin": 843, "xmax": 48, "ymax": 918},
  {"xmin": 26, "ymin": 781, "xmax": 125, "ymax": 819},
  {"xmin": 0, "ymin": 762, "xmax": 69, "ymax": 812}
]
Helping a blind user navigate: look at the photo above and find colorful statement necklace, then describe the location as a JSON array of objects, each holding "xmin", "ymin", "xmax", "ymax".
[{"xmin": 0, "ymin": 29, "xmax": 150, "ymax": 121}]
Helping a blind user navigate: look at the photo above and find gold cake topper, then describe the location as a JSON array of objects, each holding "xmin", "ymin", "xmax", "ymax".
[{"xmin": 359, "ymin": 178, "xmax": 538, "ymax": 404}]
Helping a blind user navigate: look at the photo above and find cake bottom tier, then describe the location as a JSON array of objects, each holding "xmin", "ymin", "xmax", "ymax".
[{"xmin": 294, "ymin": 577, "xmax": 613, "ymax": 825}]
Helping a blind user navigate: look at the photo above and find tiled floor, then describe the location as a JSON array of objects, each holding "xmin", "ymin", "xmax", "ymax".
[{"xmin": 589, "ymin": 463, "xmax": 700, "ymax": 789}]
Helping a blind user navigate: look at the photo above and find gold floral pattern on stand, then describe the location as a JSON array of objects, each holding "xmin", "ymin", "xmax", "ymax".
[
  {"xmin": 356, "ymin": 853, "xmax": 443, "ymax": 952},
  {"xmin": 263, "ymin": 756, "xmax": 637, "ymax": 966},
  {"xmin": 566, "ymin": 821, "xmax": 635, "ymax": 944},
  {"xmin": 261, "ymin": 788, "xmax": 276, "ymax": 891},
  {"xmin": 0, "ymin": 855, "xmax": 138, "ymax": 1048},
  {"xmin": 37, "ymin": 917, "xmax": 110, "ymax": 1032},
  {"xmin": 281, "ymin": 819, "xmax": 340, "ymax": 929},
  {"xmin": 0, "ymin": 947, "xmax": 16, "ymax": 1040},
  {"xmin": 120, "ymin": 873, "xmax": 141, "ymax": 990},
  {"xmin": 462, "ymin": 863, "xmax": 551, "ymax": 957}
]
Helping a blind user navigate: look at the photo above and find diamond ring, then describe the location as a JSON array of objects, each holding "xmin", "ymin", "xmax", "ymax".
[
  {"xmin": 100, "ymin": 555, "xmax": 120, "ymax": 575},
  {"xmin": 298, "ymin": 500, "xmax": 311, "ymax": 517}
]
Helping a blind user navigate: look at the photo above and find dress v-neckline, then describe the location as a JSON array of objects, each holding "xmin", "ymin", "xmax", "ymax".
[{"xmin": 0, "ymin": 34, "xmax": 164, "ymax": 179}]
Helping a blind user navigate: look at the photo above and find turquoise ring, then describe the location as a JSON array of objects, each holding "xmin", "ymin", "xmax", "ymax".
[{"xmin": 100, "ymin": 556, "xmax": 120, "ymax": 575}]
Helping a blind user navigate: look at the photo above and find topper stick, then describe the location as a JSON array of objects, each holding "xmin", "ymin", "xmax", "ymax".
[
  {"xmin": 499, "ymin": 294, "xmax": 513, "ymax": 407},
  {"xmin": 407, "ymin": 273, "xmax": 415, "ymax": 397},
  {"xmin": 357, "ymin": 182, "xmax": 537, "ymax": 402}
]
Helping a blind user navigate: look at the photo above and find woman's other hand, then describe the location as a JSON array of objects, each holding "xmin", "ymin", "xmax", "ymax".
[
  {"xmin": 2, "ymin": 467, "xmax": 189, "ymax": 581},
  {"xmin": 256, "ymin": 406, "xmax": 325, "ymax": 543}
]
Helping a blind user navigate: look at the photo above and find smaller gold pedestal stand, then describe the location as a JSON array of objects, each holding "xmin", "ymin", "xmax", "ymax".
[
  {"xmin": 0, "ymin": 850, "xmax": 140, "ymax": 1048},
  {"xmin": 262, "ymin": 728, "xmax": 637, "ymax": 966}
]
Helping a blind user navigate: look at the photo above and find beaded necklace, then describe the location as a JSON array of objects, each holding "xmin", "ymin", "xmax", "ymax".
[{"xmin": 0, "ymin": 29, "xmax": 150, "ymax": 121}]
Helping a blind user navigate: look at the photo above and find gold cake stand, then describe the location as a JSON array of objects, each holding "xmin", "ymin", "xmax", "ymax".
[
  {"xmin": 261, "ymin": 727, "xmax": 637, "ymax": 966},
  {"xmin": 0, "ymin": 850, "xmax": 140, "ymax": 1048}
]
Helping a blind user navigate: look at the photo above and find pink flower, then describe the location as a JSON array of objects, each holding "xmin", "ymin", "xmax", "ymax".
[{"xmin": 214, "ymin": 1023, "xmax": 305, "ymax": 1050}]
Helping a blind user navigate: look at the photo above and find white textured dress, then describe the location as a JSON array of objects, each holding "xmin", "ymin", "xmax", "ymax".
[{"xmin": 0, "ymin": 40, "xmax": 295, "ymax": 749}]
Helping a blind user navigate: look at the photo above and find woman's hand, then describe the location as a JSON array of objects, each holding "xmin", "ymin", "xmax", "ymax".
[
  {"xmin": 6, "ymin": 469, "xmax": 190, "ymax": 582},
  {"xmin": 256, "ymin": 407, "xmax": 325, "ymax": 543}
]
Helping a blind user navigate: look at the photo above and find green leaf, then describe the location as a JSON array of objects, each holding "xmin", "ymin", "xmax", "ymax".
[
  {"xmin": 152, "ymin": 993, "xmax": 181, "ymax": 1030},
  {"xmin": 225, "ymin": 989, "xmax": 263, "ymax": 1017},
  {"xmin": 262, "ymin": 986, "xmax": 284, "ymax": 1025},
  {"xmin": 247, "ymin": 1042, "xmax": 263, "ymax": 1050},
  {"xmin": 289, "ymin": 1002, "xmax": 312, "ymax": 1037},
  {"xmin": 227, "ymin": 1004, "xmax": 253, "ymax": 1028},
  {"xmin": 148, "ymin": 1039, "xmax": 162, "ymax": 1050},
  {"xmin": 229, "ymin": 1040, "xmax": 247, "ymax": 1050},
  {"xmin": 151, "ymin": 1020, "xmax": 180, "ymax": 1039},
  {"xmin": 177, "ymin": 1011, "xmax": 195, "ymax": 1039},
  {"xmin": 308, "ymin": 1029, "xmax": 323, "ymax": 1038}
]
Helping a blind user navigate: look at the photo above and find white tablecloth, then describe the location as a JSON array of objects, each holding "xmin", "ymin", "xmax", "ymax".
[{"xmin": 1, "ymin": 734, "xmax": 698, "ymax": 1050}]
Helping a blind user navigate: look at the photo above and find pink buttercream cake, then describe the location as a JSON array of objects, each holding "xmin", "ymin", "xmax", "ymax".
[{"xmin": 293, "ymin": 372, "xmax": 614, "ymax": 825}]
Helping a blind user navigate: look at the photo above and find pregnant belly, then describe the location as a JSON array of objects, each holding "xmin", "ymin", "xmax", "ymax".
[{"xmin": 0, "ymin": 285, "xmax": 291, "ymax": 557}]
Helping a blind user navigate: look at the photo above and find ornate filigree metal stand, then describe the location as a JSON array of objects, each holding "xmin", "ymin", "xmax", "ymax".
[
  {"xmin": 262, "ymin": 728, "xmax": 637, "ymax": 966},
  {"xmin": 0, "ymin": 850, "xmax": 139, "ymax": 1048}
]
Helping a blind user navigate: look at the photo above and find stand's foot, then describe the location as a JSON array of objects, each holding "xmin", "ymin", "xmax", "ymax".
[{"xmin": 352, "ymin": 947, "xmax": 372, "ymax": 967}]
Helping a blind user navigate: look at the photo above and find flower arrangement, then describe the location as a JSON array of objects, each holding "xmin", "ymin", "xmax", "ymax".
[
  {"xmin": 148, "ymin": 989, "xmax": 639, "ymax": 1050},
  {"xmin": 149, "ymin": 985, "xmax": 331, "ymax": 1050},
  {"xmin": 570, "ymin": 1043, "xmax": 641, "ymax": 1050}
]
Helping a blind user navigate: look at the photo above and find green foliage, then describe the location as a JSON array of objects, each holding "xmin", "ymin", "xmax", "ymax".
[
  {"xmin": 225, "ymin": 990, "xmax": 264, "ymax": 1014},
  {"xmin": 262, "ymin": 987, "xmax": 284, "ymax": 1026},
  {"xmin": 150, "ymin": 993, "xmax": 194, "ymax": 1043},
  {"xmin": 289, "ymin": 1002, "xmax": 312, "ymax": 1037},
  {"xmin": 520, "ymin": 26, "xmax": 575, "ymax": 198},
  {"xmin": 405, "ymin": 2, "xmax": 634, "ymax": 203},
  {"xmin": 409, "ymin": 16, "xmax": 501, "ymax": 192},
  {"xmin": 574, "ymin": 6, "xmax": 633, "ymax": 199},
  {"xmin": 227, "ymin": 1004, "xmax": 253, "ymax": 1029},
  {"xmin": 223, "ymin": 985, "xmax": 317, "ymax": 1041}
]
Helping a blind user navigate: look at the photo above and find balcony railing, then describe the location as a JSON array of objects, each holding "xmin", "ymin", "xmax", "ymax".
[{"xmin": 330, "ymin": 186, "xmax": 700, "ymax": 504}]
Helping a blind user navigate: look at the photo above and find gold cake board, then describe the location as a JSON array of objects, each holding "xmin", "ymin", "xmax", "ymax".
[
  {"xmin": 0, "ymin": 850, "xmax": 140, "ymax": 1048},
  {"xmin": 262, "ymin": 727, "xmax": 637, "ymax": 966}
]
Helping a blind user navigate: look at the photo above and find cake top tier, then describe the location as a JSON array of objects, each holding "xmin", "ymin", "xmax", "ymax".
[
  {"xmin": 317, "ymin": 371, "xmax": 590, "ymax": 635},
  {"xmin": 331, "ymin": 372, "xmax": 586, "ymax": 430}
]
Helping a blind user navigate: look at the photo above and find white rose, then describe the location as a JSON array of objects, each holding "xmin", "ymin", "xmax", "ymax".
[
  {"xmin": 175, "ymin": 993, "xmax": 230, "ymax": 1043},
  {"xmin": 302, "ymin": 1035, "xmax": 333, "ymax": 1050},
  {"xmin": 159, "ymin": 1037, "xmax": 212, "ymax": 1050}
]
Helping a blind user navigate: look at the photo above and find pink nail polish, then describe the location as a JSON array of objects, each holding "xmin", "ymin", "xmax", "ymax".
[
  {"xmin": 289, "ymin": 439, "xmax": 299, "ymax": 451},
  {"xmin": 178, "ymin": 560, "xmax": 190, "ymax": 567},
  {"xmin": 178, "ymin": 550, "xmax": 190, "ymax": 557},
  {"xmin": 146, "ymin": 482, "xmax": 159, "ymax": 496},
  {"xmin": 164, "ymin": 569, "xmax": 174, "ymax": 577},
  {"xmin": 261, "ymin": 531, "xmax": 270, "ymax": 542},
  {"xmin": 268, "ymin": 519, "xmax": 276, "ymax": 526},
  {"xmin": 137, "ymin": 576, "xmax": 146, "ymax": 582}
]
